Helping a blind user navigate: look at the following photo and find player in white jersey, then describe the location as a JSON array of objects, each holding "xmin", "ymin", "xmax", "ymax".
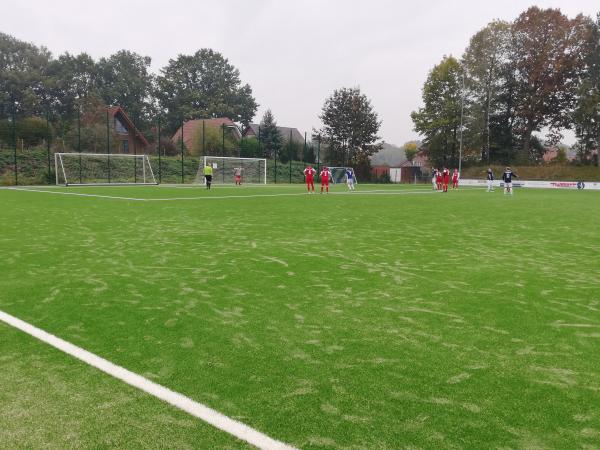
[{"xmin": 345, "ymin": 168, "xmax": 356, "ymax": 190}]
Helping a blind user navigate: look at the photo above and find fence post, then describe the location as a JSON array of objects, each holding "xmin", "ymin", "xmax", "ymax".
[
  {"xmin": 157, "ymin": 116, "xmax": 162, "ymax": 184},
  {"xmin": 303, "ymin": 132, "xmax": 307, "ymax": 163},
  {"xmin": 257, "ymin": 125, "xmax": 262, "ymax": 181},
  {"xmin": 133, "ymin": 114, "xmax": 137, "ymax": 183},
  {"xmin": 202, "ymin": 120, "xmax": 205, "ymax": 158},
  {"xmin": 289, "ymin": 129, "xmax": 292, "ymax": 183},
  {"xmin": 106, "ymin": 108, "xmax": 111, "ymax": 183},
  {"xmin": 46, "ymin": 109, "xmax": 51, "ymax": 183},
  {"xmin": 180, "ymin": 117, "xmax": 184, "ymax": 184},
  {"xmin": 317, "ymin": 134, "xmax": 321, "ymax": 173},
  {"xmin": 222, "ymin": 124, "xmax": 225, "ymax": 156},
  {"xmin": 12, "ymin": 104, "xmax": 17, "ymax": 186},
  {"xmin": 78, "ymin": 106, "xmax": 82, "ymax": 184}
]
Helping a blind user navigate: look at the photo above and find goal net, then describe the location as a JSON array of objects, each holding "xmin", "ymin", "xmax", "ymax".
[
  {"xmin": 195, "ymin": 156, "xmax": 267, "ymax": 184},
  {"xmin": 55, "ymin": 153, "xmax": 157, "ymax": 186},
  {"xmin": 328, "ymin": 167, "xmax": 357, "ymax": 184}
]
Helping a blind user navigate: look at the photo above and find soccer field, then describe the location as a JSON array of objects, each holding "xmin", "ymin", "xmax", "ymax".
[{"xmin": 1, "ymin": 183, "xmax": 599, "ymax": 449}]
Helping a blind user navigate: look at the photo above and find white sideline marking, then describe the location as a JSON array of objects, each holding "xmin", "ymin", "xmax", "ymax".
[
  {"xmin": 8, "ymin": 187, "xmax": 147, "ymax": 201},
  {"xmin": 9, "ymin": 187, "xmax": 438, "ymax": 202},
  {"xmin": 0, "ymin": 309, "xmax": 296, "ymax": 450}
]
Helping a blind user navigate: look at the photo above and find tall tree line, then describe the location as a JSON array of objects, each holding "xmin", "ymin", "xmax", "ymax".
[
  {"xmin": 412, "ymin": 7, "xmax": 600, "ymax": 166},
  {"xmin": 0, "ymin": 32, "xmax": 257, "ymax": 138}
]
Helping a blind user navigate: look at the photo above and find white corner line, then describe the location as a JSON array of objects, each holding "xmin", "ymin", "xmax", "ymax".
[{"xmin": 0, "ymin": 309, "xmax": 296, "ymax": 450}]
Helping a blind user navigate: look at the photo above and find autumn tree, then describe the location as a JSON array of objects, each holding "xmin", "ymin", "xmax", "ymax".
[
  {"xmin": 511, "ymin": 7, "xmax": 588, "ymax": 162},
  {"xmin": 572, "ymin": 13, "xmax": 600, "ymax": 165},
  {"xmin": 403, "ymin": 141, "xmax": 419, "ymax": 161}
]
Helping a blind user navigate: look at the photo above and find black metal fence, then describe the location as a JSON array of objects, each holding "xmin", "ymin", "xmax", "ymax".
[{"xmin": 0, "ymin": 109, "xmax": 328, "ymax": 186}]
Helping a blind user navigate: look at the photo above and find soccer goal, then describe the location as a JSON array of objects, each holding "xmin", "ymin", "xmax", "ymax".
[
  {"xmin": 195, "ymin": 156, "xmax": 267, "ymax": 185},
  {"xmin": 328, "ymin": 167, "xmax": 357, "ymax": 184},
  {"xmin": 55, "ymin": 153, "xmax": 157, "ymax": 186}
]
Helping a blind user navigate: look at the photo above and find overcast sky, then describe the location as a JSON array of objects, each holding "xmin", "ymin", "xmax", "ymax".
[{"xmin": 2, "ymin": 0, "xmax": 598, "ymax": 145}]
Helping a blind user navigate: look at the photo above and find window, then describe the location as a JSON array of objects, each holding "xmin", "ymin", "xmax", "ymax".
[
  {"xmin": 122, "ymin": 140, "xmax": 129, "ymax": 153},
  {"xmin": 115, "ymin": 118, "xmax": 128, "ymax": 134}
]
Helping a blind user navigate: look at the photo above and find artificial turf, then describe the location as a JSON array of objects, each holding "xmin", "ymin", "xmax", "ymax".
[{"xmin": 0, "ymin": 183, "xmax": 599, "ymax": 449}]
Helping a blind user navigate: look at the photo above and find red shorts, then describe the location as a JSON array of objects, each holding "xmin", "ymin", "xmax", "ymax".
[
  {"xmin": 306, "ymin": 177, "xmax": 314, "ymax": 184},
  {"xmin": 235, "ymin": 175, "xmax": 241, "ymax": 181},
  {"xmin": 321, "ymin": 180, "xmax": 329, "ymax": 186}
]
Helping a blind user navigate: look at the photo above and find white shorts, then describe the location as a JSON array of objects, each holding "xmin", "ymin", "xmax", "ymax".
[{"xmin": 504, "ymin": 182, "xmax": 512, "ymax": 189}]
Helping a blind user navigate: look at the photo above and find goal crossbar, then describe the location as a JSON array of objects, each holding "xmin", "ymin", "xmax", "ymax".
[
  {"xmin": 55, "ymin": 153, "xmax": 157, "ymax": 186},
  {"xmin": 198, "ymin": 156, "xmax": 267, "ymax": 185}
]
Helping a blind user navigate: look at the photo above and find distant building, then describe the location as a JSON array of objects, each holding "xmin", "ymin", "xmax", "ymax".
[
  {"xmin": 171, "ymin": 118, "xmax": 242, "ymax": 151},
  {"xmin": 543, "ymin": 146, "xmax": 577, "ymax": 163},
  {"xmin": 413, "ymin": 149, "xmax": 429, "ymax": 167},
  {"xmin": 107, "ymin": 106, "xmax": 149, "ymax": 154},
  {"xmin": 244, "ymin": 124, "xmax": 304, "ymax": 144}
]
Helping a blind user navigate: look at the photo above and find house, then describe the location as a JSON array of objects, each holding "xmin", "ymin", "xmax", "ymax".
[
  {"xmin": 107, "ymin": 106, "xmax": 149, "ymax": 154},
  {"xmin": 371, "ymin": 164, "xmax": 423, "ymax": 183},
  {"xmin": 170, "ymin": 118, "xmax": 242, "ymax": 152},
  {"xmin": 543, "ymin": 146, "xmax": 577, "ymax": 163},
  {"xmin": 244, "ymin": 124, "xmax": 304, "ymax": 144},
  {"xmin": 412, "ymin": 149, "xmax": 429, "ymax": 167},
  {"xmin": 371, "ymin": 165, "xmax": 390, "ymax": 178}
]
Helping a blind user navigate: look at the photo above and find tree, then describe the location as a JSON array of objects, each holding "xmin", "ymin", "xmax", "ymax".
[
  {"xmin": 511, "ymin": 7, "xmax": 588, "ymax": 162},
  {"xmin": 0, "ymin": 32, "xmax": 51, "ymax": 118},
  {"xmin": 462, "ymin": 21, "xmax": 512, "ymax": 163},
  {"xmin": 45, "ymin": 52, "xmax": 98, "ymax": 123},
  {"xmin": 259, "ymin": 110, "xmax": 282, "ymax": 159},
  {"xmin": 97, "ymin": 50, "xmax": 154, "ymax": 129},
  {"xmin": 318, "ymin": 87, "xmax": 382, "ymax": 172},
  {"xmin": 155, "ymin": 49, "xmax": 257, "ymax": 133},
  {"xmin": 403, "ymin": 141, "xmax": 419, "ymax": 162},
  {"xmin": 411, "ymin": 56, "xmax": 463, "ymax": 166},
  {"xmin": 573, "ymin": 13, "xmax": 600, "ymax": 165},
  {"xmin": 240, "ymin": 136, "xmax": 261, "ymax": 158}
]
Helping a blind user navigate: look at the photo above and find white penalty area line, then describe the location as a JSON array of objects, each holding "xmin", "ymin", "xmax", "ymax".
[
  {"xmin": 0, "ymin": 309, "xmax": 296, "ymax": 450},
  {"xmin": 8, "ymin": 186, "xmax": 439, "ymax": 202}
]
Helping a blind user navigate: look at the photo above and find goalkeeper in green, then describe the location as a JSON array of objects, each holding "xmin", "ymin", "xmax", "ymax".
[{"xmin": 204, "ymin": 163, "xmax": 213, "ymax": 190}]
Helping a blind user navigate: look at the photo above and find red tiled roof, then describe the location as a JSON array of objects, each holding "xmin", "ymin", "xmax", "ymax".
[{"xmin": 171, "ymin": 118, "xmax": 239, "ymax": 149}]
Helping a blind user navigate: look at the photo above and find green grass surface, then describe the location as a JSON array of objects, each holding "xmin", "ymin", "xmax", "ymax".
[{"xmin": 1, "ymin": 183, "xmax": 599, "ymax": 449}]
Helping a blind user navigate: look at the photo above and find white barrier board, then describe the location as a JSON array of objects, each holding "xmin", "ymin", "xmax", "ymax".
[{"xmin": 460, "ymin": 179, "xmax": 600, "ymax": 190}]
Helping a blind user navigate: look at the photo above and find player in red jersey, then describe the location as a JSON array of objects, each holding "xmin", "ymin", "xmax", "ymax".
[
  {"xmin": 320, "ymin": 166, "xmax": 332, "ymax": 193},
  {"xmin": 303, "ymin": 165, "xmax": 316, "ymax": 193},
  {"xmin": 442, "ymin": 167, "xmax": 450, "ymax": 192},
  {"xmin": 436, "ymin": 170, "xmax": 443, "ymax": 191},
  {"xmin": 452, "ymin": 168, "xmax": 459, "ymax": 189}
]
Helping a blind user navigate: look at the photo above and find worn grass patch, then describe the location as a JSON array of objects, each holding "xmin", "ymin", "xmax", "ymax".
[{"xmin": 1, "ymin": 183, "xmax": 599, "ymax": 448}]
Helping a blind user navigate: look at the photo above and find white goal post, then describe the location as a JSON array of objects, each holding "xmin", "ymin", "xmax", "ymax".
[
  {"xmin": 328, "ymin": 167, "xmax": 357, "ymax": 184},
  {"xmin": 196, "ymin": 156, "xmax": 267, "ymax": 185},
  {"xmin": 55, "ymin": 153, "xmax": 157, "ymax": 186}
]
